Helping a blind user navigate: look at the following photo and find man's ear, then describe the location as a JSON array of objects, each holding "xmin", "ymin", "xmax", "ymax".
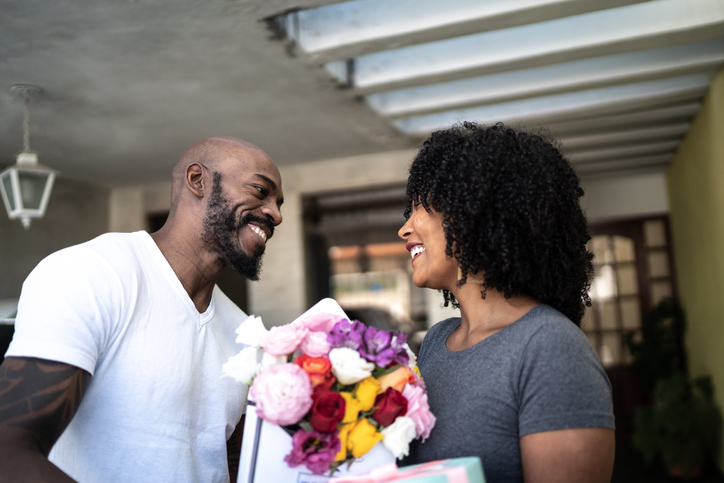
[{"xmin": 186, "ymin": 163, "xmax": 205, "ymax": 199}]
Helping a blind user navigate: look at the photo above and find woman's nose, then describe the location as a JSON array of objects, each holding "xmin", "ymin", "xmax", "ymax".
[{"xmin": 398, "ymin": 219, "xmax": 412, "ymax": 239}]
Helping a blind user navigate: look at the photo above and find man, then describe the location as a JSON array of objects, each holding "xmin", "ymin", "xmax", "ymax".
[{"xmin": 0, "ymin": 137, "xmax": 283, "ymax": 483}]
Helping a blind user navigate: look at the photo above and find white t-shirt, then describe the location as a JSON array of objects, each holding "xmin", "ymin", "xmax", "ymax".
[{"xmin": 7, "ymin": 231, "xmax": 248, "ymax": 483}]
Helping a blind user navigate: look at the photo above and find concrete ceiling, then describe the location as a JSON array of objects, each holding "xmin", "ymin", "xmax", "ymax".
[
  {"xmin": 2, "ymin": 0, "xmax": 723, "ymax": 188},
  {"xmin": 0, "ymin": 0, "xmax": 416, "ymax": 187}
]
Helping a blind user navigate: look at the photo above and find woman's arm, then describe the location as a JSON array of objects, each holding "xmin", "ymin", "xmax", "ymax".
[{"xmin": 520, "ymin": 427, "xmax": 615, "ymax": 483}]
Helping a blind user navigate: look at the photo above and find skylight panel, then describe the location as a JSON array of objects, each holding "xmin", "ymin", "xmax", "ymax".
[
  {"xmin": 338, "ymin": 0, "xmax": 724, "ymax": 90},
  {"xmin": 393, "ymin": 74, "xmax": 710, "ymax": 136},
  {"xmin": 365, "ymin": 39, "xmax": 724, "ymax": 117}
]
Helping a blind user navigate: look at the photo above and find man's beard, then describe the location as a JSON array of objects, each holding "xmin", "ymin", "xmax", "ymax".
[{"xmin": 202, "ymin": 175, "xmax": 269, "ymax": 281}]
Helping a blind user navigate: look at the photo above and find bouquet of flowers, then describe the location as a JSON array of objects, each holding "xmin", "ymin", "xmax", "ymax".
[{"xmin": 223, "ymin": 299, "xmax": 436, "ymax": 476}]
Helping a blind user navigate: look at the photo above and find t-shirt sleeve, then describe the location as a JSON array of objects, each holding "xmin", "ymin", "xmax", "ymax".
[
  {"xmin": 517, "ymin": 320, "xmax": 615, "ymax": 436},
  {"xmin": 6, "ymin": 246, "xmax": 126, "ymax": 375}
]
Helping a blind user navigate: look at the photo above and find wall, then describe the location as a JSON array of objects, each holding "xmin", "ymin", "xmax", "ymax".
[
  {"xmin": 250, "ymin": 149, "xmax": 415, "ymax": 326},
  {"xmin": 581, "ymin": 171, "xmax": 669, "ymax": 223},
  {"xmin": 0, "ymin": 174, "xmax": 109, "ymax": 302},
  {"xmin": 667, "ymin": 68, "xmax": 724, "ymax": 469}
]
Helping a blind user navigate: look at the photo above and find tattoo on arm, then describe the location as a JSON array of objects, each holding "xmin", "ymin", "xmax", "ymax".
[{"xmin": 0, "ymin": 357, "xmax": 90, "ymax": 455}]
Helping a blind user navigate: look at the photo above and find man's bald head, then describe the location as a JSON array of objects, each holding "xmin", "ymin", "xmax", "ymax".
[{"xmin": 169, "ymin": 137, "xmax": 270, "ymax": 213}]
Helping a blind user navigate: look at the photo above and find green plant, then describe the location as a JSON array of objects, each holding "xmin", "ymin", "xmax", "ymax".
[
  {"xmin": 632, "ymin": 372, "xmax": 723, "ymax": 478},
  {"xmin": 625, "ymin": 297, "xmax": 686, "ymax": 396}
]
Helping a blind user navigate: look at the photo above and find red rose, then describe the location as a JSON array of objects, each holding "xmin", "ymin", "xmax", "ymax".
[
  {"xmin": 309, "ymin": 391, "xmax": 346, "ymax": 433},
  {"xmin": 296, "ymin": 355, "xmax": 336, "ymax": 393},
  {"xmin": 371, "ymin": 387, "xmax": 407, "ymax": 427}
]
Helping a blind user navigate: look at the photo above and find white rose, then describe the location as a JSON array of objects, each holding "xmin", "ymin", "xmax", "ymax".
[
  {"xmin": 260, "ymin": 351, "xmax": 287, "ymax": 369},
  {"xmin": 381, "ymin": 416, "xmax": 417, "ymax": 459},
  {"xmin": 403, "ymin": 343, "xmax": 417, "ymax": 370},
  {"xmin": 329, "ymin": 347, "xmax": 375, "ymax": 385},
  {"xmin": 222, "ymin": 346, "xmax": 261, "ymax": 385},
  {"xmin": 235, "ymin": 315, "xmax": 268, "ymax": 347}
]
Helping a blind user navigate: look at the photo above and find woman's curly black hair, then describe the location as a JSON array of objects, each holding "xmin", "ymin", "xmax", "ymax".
[{"xmin": 404, "ymin": 122, "xmax": 593, "ymax": 325}]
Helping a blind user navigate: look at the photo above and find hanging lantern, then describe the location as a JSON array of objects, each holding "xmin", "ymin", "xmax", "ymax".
[{"xmin": 0, "ymin": 85, "xmax": 57, "ymax": 229}]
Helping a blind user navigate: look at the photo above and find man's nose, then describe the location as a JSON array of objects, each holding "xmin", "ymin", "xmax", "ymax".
[{"xmin": 262, "ymin": 203, "xmax": 282, "ymax": 226}]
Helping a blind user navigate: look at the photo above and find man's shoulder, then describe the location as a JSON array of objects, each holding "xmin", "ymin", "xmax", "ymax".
[{"xmin": 33, "ymin": 231, "xmax": 151, "ymax": 283}]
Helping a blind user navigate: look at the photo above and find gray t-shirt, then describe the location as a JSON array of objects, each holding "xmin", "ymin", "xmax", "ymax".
[{"xmin": 405, "ymin": 304, "xmax": 614, "ymax": 482}]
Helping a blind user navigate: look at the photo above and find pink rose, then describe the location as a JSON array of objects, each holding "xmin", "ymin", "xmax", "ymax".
[
  {"xmin": 401, "ymin": 383, "xmax": 436, "ymax": 441},
  {"xmin": 260, "ymin": 323, "xmax": 309, "ymax": 356},
  {"xmin": 300, "ymin": 331, "xmax": 331, "ymax": 357},
  {"xmin": 250, "ymin": 363, "xmax": 313, "ymax": 426},
  {"xmin": 297, "ymin": 312, "xmax": 348, "ymax": 333}
]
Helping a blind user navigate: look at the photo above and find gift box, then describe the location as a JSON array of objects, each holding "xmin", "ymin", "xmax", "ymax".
[
  {"xmin": 237, "ymin": 401, "xmax": 395, "ymax": 483},
  {"xmin": 327, "ymin": 458, "xmax": 485, "ymax": 483}
]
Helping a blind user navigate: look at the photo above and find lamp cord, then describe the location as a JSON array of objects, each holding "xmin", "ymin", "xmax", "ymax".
[{"xmin": 22, "ymin": 94, "xmax": 31, "ymax": 153}]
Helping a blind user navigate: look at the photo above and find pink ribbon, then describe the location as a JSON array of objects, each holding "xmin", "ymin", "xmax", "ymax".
[{"xmin": 328, "ymin": 460, "xmax": 469, "ymax": 483}]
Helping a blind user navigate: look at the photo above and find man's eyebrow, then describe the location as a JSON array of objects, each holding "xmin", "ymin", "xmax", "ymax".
[{"xmin": 253, "ymin": 174, "xmax": 277, "ymax": 190}]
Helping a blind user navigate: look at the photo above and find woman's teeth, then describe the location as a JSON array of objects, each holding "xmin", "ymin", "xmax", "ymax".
[
  {"xmin": 249, "ymin": 224, "xmax": 267, "ymax": 243},
  {"xmin": 410, "ymin": 246, "xmax": 425, "ymax": 258}
]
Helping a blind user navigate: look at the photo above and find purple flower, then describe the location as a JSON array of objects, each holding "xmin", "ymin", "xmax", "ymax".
[
  {"xmin": 390, "ymin": 333, "xmax": 411, "ymax": 366},
  {"xmin": 358, "ymin": 326, "xmax": 399, "ymax": 367},
  {"xmin": 327, "ymin": 319, "xmax": 366, "ymax": 350},
  {"xmin": 284, "ymin": 429, "xmax": 341, "ymax": 475}
]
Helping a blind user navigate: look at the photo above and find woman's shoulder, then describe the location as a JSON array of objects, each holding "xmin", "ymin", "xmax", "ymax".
[
  {"xmin": 426, "ymin": 317, "xmax": 460, "ymax": 338},
  {"xmin": 515, "ymin": 304, "xmax": 584, "ymax": 337}
]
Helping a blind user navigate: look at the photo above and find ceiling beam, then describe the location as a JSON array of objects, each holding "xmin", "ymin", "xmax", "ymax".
[
  {"xmin": 282, "ymin": 0, "xmax": 649, "ymax": 63},
  {"xmin": 393, "ymin": 74, "xmax": 710, "ymax": 136},
  {"xmin": 330, "ymin": 0, "xmax": 724, "ymax": 93},
  {"xmin": 364, "ymin": 39, "xmax": 724, "ymax": 118}
]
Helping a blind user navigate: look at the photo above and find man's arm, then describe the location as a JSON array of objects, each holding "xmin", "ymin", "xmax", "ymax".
[
  {"xmin": 226, "ymin": 414, "xmax": 245, "ymax": 483},
  {"xmin": 520, "ymin": 427, "xmax": 615, "ymax": 483},
  {"xmin": 0, "ymin": 356, "xmax": 90, "ymax": 483}
]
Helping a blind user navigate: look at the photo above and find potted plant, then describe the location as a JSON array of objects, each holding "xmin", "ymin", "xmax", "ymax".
[{"xmin": 632, "ymin": 372, "xmax": 722, "ymax": 478}]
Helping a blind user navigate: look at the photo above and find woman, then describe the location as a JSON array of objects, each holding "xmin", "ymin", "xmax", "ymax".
[{"xmin": 399, "ymin": 123, "xmax": 615, "ymax": 482}]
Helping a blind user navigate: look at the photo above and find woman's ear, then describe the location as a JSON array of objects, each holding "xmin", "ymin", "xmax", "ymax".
[{"xmin": 185, "ymin": 163, "xmax": 205, "ymax": 199}]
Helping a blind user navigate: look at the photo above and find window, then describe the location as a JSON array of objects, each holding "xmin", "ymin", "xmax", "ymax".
[{"xmin": 584, "ymin": 217, "xmax": 677, "ymax": 368}]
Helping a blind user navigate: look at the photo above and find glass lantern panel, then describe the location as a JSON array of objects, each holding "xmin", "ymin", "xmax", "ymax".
[
  {"xmin": 1, "ymin": 171, "xmax": 15, "ymax": 211},
  {"xmin": 18, "ymin": 171, "xmax": 51, "ymax": 210}
]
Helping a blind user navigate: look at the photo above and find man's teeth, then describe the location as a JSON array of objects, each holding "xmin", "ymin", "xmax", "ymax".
[
  {"xmin": 410, "ymin": 246, "xmax": 425, "ymax": 258},
  {"xmin": 249, "ymin": 225, "xmax": 267, "ymax": 243}
]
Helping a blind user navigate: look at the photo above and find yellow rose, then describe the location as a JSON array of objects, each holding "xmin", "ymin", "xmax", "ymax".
[
  {"xmin": 355, "ymin": 377, "xmax": 381, "ymax": 412},
  {"xmin": 340, "ymin": 392, "xmax": 362, "ymax": 424},
  {"xmin": 335, "ymin": 423, "xmax": 353, "ymax": 462},
  {"xmin": 376, "ymin": 366, "xmax": 415, "ymax": 393},
  {"xmin": 347, "ymin": 418, "xmax": 383, "ymax": 458}
]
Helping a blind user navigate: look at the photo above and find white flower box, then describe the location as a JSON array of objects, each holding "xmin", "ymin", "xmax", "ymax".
[{"xmin": 237, "ymin": 401, "xmax": 395, "ymax": 483}]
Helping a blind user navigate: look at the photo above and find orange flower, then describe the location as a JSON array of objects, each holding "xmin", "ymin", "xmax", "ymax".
[
  {"xmin": 296, "ymin": 354, "xmax": 336, "ymax": 392},
  {"xmin": 376, "ymin": 366, "xmax": 415, "ymax": 393}
]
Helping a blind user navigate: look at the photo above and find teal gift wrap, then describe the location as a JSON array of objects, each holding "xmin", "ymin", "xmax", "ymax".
[{"xmin": 328, "ymin": 457, "xmax": 485, "ymax": 483}]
